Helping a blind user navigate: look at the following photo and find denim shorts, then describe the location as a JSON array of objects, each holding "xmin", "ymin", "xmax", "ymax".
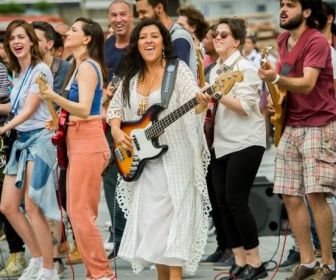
[{"xmin": 16, "ymin": 128, "xmax": 44, "ymax": 161}]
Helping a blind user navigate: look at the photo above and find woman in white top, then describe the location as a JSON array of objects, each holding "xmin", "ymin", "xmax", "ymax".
[
  {"xmin": 107, "ymin": 19, "xmax": 211, "ymax": 280},
  {"xmin": 209, "ymin": 18, "xmax": 267, "ymax": 280},
  {"xmin": 0, "ymin": 20, "xmax": 59, "ymax": 280}
]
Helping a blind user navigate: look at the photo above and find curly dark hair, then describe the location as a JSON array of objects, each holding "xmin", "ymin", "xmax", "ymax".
[
  {"xmin": 177, "ymin": 5, "xmax": 209, "ymax": 42},
  {"xmin": 121, "ymin": 19, "xmax": 174, "ymax": 106},
  {"xmin": 135, "ymin": 0, "xmax": 168, "ymax": 13},
  {"xmin": 280, "ymin": 0, "xmax": 326, "ymax": 29},
  {"xmin": 4, "ymin": 20, "xmax": 43, "ymax": 75}
]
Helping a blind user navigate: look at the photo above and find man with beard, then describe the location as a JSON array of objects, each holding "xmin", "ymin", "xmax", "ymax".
[
  {"xmin": 258, "ymin": 0, "xmax": 336, "ymax": 279},
  {"xmin": 102, "ymin": 0, "xmax": 133, "ymax": 260},
  {"xmin": 135, "ymin": 0, "xmax": 197, "ymax": 78}
]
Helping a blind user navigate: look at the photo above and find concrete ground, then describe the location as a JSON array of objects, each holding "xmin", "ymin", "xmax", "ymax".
[{"xmin": 0, "ymin": 146, "xmax": 298, "ymax": 279}]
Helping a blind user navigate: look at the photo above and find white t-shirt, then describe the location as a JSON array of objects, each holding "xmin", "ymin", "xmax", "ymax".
[{"xmin": 10, "ymin": 62, "xmax": 53, "ymax": 132}]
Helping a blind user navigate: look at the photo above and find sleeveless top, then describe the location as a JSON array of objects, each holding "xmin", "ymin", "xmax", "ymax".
[{"xmin": 68, "ymin": 60, "xmax": 102, "ymax": 115}]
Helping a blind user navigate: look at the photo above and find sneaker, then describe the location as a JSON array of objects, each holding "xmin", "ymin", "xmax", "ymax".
[
  {"xmin": 104, "ymin": 234, "xmax": 114, "ymax": 252},
  {"xmin": 65, "ymin": 243, "xmax": 82, "ymax": 265},
  {"xmin": 104, "ymin": 221, "xmax": 112, "ymax": 229},
  {"xmin": 200, "ymin": 249, "xmax": 225, "ymax": 266},
  {"xmin": 18, "ymin": 259, "xmax": 41, "ymax": 280},
  {"xmin": 0, "ymin": 252, "xmax": 27, "ymax": 278},
  {"xmin": 314, "ymin": 264, "xmax": 336, "ymax": 280},
  {"xmin": 213, "ymin": 254, "xmax": 235, "ymax": 271},
  {"xmin": 35, "ymin": 268, "xmax": 59, "ymax": 280},
  {"xmin": 279, "ymin": 247, "xmax": 301, "ymax": 272},
  {"xmin": 107, "ymin": 243, "xmax": 119, "ymax": 260},
  {"xmin": 236, "ymin": 263, "xmax": 268, "ymax": 280},
  {"xmin": 286, "ymin": 263, "xmax": 318, "ymax": 280},
  {"xmin": 53, "ymin": 259, "xmax": 65, "ymax": 278}
]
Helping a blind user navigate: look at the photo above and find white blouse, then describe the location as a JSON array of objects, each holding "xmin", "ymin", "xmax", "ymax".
[{"xmin": 209, "ymin": 50, "xmax": 266, "ymax": 158}]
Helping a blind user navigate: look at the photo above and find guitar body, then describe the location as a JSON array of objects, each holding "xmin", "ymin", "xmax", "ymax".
[
  {"xmin": 266, "ymin": 82, "xmax": 287, "ymax": 146},
  {"xmin": 269, "ymin": 86, "xmax": 287, "ymax": 146},
  {"xmin": 114, "ymin": 104, "xmax": 168, "ymax": 182},
  {"xmin": 51, "ymin": 108, "xmax": 69, "ymax": 169},
  {"xmin": 113, "ymin": 70, "xmax": 243, "ymax": 181}
]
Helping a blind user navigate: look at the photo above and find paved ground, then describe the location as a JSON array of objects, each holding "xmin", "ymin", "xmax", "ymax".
[{"xmin": 0, "ymin": 145, "xmax": 298, "ymax": 279}]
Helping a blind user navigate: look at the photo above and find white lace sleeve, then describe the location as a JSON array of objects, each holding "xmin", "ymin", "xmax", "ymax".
[
  {"xmin": 175, "ymin": 60, "xmax": 200, "ymax": 104},
  {"xmin": 106, "ymin": 82, "xmax": 125, "ymax": 123}
]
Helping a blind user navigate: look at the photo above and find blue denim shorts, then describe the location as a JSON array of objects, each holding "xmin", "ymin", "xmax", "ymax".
[{"xmin": 16, "ymin": 128, "xmax": 44, "ymax": 161}]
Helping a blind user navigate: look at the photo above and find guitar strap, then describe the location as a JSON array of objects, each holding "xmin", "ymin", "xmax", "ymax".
[
  {"xmin": 160, "ymin": 58, "xmax": 179, "ymax": 109},
  {"xmin": 11, "ymin": 65, "xmax": 33, "ymax": 115},
  {"xmin": 279, "ymin": 28, "xmax": 316, "ymax": 75}
]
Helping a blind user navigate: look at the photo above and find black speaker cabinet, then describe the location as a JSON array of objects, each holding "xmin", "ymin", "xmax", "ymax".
[{"xmin": 249, "ymin": 176, "xmax": 283, "ymax": 236}]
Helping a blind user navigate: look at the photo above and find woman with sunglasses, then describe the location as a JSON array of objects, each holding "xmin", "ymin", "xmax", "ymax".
[
  {"xmin": 209, "ymin": 18, "xmax": 267, "ymax": 280},
  {"xmin": 39, "ymin": 18, "xmax": 116, "ymax": 280},
  {"xmin": 0, "ymin": 20, "xmax": 60, "ymax": 280}
]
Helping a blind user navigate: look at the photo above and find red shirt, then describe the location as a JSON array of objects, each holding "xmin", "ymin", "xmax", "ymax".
[{"xmin": 278, "ymin": 29, "xmax": 336, "ymax": 126}]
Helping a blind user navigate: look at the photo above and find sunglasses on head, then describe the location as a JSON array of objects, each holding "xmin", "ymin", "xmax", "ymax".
[{"xmin": 212, "ymin": 30, "xmax": 231, "ymax": 39}]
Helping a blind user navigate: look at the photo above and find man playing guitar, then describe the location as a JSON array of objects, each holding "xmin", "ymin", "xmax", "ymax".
[{"xmin": 258, "ymin": 0, "xmax": 336, "ymax": 279}]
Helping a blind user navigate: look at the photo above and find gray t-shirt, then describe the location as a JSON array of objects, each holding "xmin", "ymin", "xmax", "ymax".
[{"xmin": 11, "ymin": 62, "xmax": 53, "ymax": 132}]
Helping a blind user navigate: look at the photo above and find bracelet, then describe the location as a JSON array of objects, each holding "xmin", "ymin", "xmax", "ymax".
[
  {"xmin": 271, "ymin": 74, "xmax": 280, "ymax": 84},
  {"xmin": 213, "ymin": 92, "xmax": 223, "ymax": 101}
]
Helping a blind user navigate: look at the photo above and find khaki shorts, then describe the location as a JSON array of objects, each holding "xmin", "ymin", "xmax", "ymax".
[{"xmin": 273, "ymin": 120, "xmax": 336, "ymax": 197}]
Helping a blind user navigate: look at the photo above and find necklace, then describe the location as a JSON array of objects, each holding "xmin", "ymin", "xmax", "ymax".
[{"xmin": 137, "ymin": 62, "xmax": 161, "ymax": 116}]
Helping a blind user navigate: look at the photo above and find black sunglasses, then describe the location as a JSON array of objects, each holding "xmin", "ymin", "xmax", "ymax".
[{"xmin": 212, "ymin": 30, "xmax": 232, "ymax": 39}]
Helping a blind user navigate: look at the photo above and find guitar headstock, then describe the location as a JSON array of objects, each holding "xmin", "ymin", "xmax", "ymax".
[
  {"xmin": 260, "ymin": 45, "xmax": 273, "ymax": 68},
  {"xmin": 213, "ymin": 70, "xmax": 244, "ymax": 94},
  {"xmin": 35, "ymin": 72, "xmax": 48, "ymax": 91}
]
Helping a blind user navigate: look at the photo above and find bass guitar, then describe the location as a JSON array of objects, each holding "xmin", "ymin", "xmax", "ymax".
[
  {"xmin": 114, "ymin": 70, "xmax": 243, "ymax": 182},
  {"xmin": 260, "ymin": 46, "xmax": 287, "ymax": 147},
  {"xmin": 35, "ymin": 73, "xmax": 69, "ymax": 169}
]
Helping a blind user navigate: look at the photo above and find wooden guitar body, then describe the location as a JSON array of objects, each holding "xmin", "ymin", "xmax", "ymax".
[{"xmin": 114, "ymin": 104, "xmax": 168, "ymax": 182}]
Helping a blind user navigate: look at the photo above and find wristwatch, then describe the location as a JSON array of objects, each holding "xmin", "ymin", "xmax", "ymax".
[{"xmin": 213, "ymin": 92, "xmax": 223, "ymax": 101}]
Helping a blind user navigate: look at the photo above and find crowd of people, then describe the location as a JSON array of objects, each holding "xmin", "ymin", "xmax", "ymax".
[{"xmin": 0, "ymin": 0, "xmax": 334, "ymax": 280}]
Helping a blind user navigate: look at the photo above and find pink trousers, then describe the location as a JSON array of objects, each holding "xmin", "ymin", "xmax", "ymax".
[{"xmin": 66, "ymin": 118, "xmax": 113, "ymax": 278}]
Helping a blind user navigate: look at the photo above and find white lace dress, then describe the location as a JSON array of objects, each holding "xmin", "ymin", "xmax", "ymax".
[{"xmin": 107, "ymin": 61, "xmax": 211, "ymax": 274}]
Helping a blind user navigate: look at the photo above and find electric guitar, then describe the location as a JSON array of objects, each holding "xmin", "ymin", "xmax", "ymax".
[
  {"xmin": 35, "ymin": 73, "xmax": 59, "ymax": 128},
  {"xmin": 114, "ymin": 70, "xmax": 244, "ymax": 182},
  {"xmin": 260, "ymin": 46, "xmax": 287, "ymax": 147},
  {"xmin": 35, "ymin": 73, "xmax": 69, "ymax": 169}
]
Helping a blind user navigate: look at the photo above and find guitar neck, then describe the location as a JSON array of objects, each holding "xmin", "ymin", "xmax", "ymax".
[
  {"xmin": 46, "ymin": 101, "xmax": 59, "ymax": 128},
  {"xmin": 145, "ymin": 86, "xmax": 215, "ymax": 139}
]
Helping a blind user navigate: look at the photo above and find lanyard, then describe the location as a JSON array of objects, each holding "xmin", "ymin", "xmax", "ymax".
[{"xmin": 11, "ymin": 65, "xmax": 33, "ymax": 115}]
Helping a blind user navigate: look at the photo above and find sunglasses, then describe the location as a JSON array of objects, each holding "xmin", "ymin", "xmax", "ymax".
[{"xmin": 212, "ymin": 30, "xmax": 232, "ymax": 39}]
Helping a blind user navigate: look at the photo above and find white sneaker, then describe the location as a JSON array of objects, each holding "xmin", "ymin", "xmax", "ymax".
[
  {"xmin": 18, "ymin": 260, "xmax": 40, "ymax": 280},
  {"xmin": 104, "ymin": 240, "xmax": 114, "ymax": 252},
  {"xmin": 35, "ymin": 268, "xmax": 59, "ymax": 280},
  {"xmin": 104, "ymin": 221, "xmax": 112, "ymax": 229}
]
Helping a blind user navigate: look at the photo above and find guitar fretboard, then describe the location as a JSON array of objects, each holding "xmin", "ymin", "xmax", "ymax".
[{"xmin": 145, "ymin": 86, "xmax": 215, "ymax": 139}]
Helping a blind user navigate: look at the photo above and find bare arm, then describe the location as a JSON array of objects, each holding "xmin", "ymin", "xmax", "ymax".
[
  {"xmin": 258, "ymin": 62, "xmax": 320, "ymax": 94},
  {"xmin": 40, "ymin": 62, "xmax": 98, "ymax": 118},
  {"xmin": 0, "ymin": 103, "xmax": 12, "ymax": 115}
]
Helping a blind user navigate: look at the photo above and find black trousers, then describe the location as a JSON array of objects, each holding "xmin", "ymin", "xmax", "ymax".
[
  {"xmin": 206, "ymin": 163, "xmax": 228, "ymax": 251},
  {"xmin": 211, "ymin": 146, "xmax": 265, "ymax": 250}
]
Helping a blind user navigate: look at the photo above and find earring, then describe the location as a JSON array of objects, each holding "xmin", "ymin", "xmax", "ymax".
[{"xmin": 162, "ymin": 50, "xmax": 166, "ymax": 58}]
